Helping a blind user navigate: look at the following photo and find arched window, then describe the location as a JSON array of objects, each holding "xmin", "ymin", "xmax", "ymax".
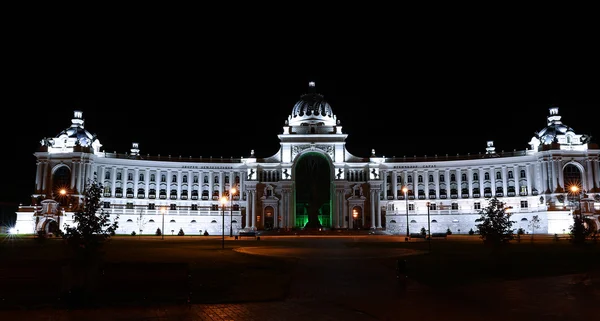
[
  {"xmin": 418, "ymin": 175, "xmax": 423, "ymax": 183},
  {"xmin": 508, "ymin": 171, "xmax": 513, "ymax": 179},
  {"xmin": 161, "ymin": 175, "xmax": 166, "ymax": 182},
  {"xmin": 408, "ymin": 175, "xmax": 413, "ymax": 183},
  {"xmin": 429, "ymin": 175, "xmax": 434, "ymax": 183},
  {"xmin": 150, "ymin": 174, "xmax": 155, "ymax": 182},
  {"xmin": 451, "ymin": 174, "xmax": 456, "ymax": 182},
  {"xmin": 172, "ymin": 175, "xmax": 177, "ymax": 183},
  {"xmin": 520, "ymin": 170, "xmax": 526, "ymax": 178},
  {"xmin": 473, "ymin": 173, "xmax": 479, "ymax": 180},
  {"xmin": 496, "ymin": 172, "xmax": 502, "ymax": 179},
  {"xmin": 193, "ymin": 176, "xmax": 198, "ymax": 183},
  {"xmin": 139, "ymin": 173, "xmax": 144, "ymax": 181},
  {"xmin": 183, "ymin": 175, "xmax": 188, "ymax": 183},
  {"xmin": 462, "ymin": 173, "xmax": 467, "ymax": 181},
  {"xmin": 117, "ymin": 172, "xmax": 122, "ymax": 180},
  {"xmin": 214, "ymin": 176, "xmax": 219, "ymax": 184},
  {"xmin": 484, "ymin": 172, "xmax": 490, "ymax": 180},
  {"xmin": 203, "ymin": 176, "xmax": 209, "ymax": 184},
  {"xmin": 439, "ymin": 175, "xmax": 445, "ymax": 182},
  {"xmin": 105, "ymin": 171, "xmax": 110, "ymax": 179}
]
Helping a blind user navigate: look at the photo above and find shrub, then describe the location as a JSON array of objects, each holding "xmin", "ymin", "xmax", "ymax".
[
  {"xmin": 131, "ymin": 231, "xmax": 136, "ymax": 236},
  {"xmin": 155, "ymin": 228, "xmax": 162, "ymax": 236},
  {"xmin": 468, "ymin": 228, "xmax": 474, "ymax": 235},
  {"xmin": 178, "ymin": 228, "xmax": 185, "ymax": 236}
]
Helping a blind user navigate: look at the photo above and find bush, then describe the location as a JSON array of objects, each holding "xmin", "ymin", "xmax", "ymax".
[
  {"xmin": 178, "ymin": 228, "xmax": 185, "ymax": 236},
  {"xmin": 131, "ymin": 231, "xmax": 136, "ymax": 236},
  {"xmin": 517, "ymin": 228, "xmax": 525, "ymax": 235},
  {"xmin": 203, "ymin": 230, "xmax": 209, "ymax": 236},
  {"xmin": 420, "ymin": 227, "xmax": 426, "ymax": 236},
  {"xmin": 155, "ymin": 228, "xmax": 162, "ymax": 236},
  {"xmin": 446, "ymin": 228, "xmax": 452, "ymax": 235},
  {"xmin": 468, "ymin": 228, "xmax": 474, "ymax": 235}
]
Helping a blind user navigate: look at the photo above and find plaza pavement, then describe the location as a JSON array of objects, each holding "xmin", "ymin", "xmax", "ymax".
[{"xmin": 0, "ymin": 235, "xmax": 598, "ymax": 320}]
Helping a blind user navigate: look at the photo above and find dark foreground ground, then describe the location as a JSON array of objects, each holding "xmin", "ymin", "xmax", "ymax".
[{"xmin": 0, "ymin": 233, "xmax": 599, "ymax": 320}]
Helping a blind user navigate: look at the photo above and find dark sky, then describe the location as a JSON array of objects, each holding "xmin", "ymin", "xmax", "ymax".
[{"xmin": 3, "ymin": 23, "xmax": 599, "ymax": 216}]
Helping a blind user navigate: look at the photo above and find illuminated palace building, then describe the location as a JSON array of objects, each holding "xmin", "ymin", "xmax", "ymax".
[{"xmin": 15, "ymin": 82, "xmax": 600, "ymax": 236}]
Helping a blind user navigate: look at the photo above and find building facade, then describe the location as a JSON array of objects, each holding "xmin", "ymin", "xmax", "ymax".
[{"xmin": 15, "ymin": 82, "xmax": 600, "ymax": 236}]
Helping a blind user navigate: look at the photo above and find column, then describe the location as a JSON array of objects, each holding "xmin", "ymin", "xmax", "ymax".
[
  {"xmin": 502, "ymin": 166, "xmax": 508, "ymax": 196},
  {"xmin": 166, "ymin": 169, "xmax": 171, "ymax": 199},
  {"xmin": 376, "ymin": 190, "xmax": 382, "ymax": 229},
  {"xmin": 557, "ymin": 158, "xmax": 565, "ymax": 190},
  {"xmin": 177, "ymin": 170, "xmax": 182, "ymax": 199},
  {"xmin": 445, "ymin": 169, "xmax": 451, "ymax": 195},
  {"xmin": 382, "ymin": 171, "xmax": 387, "ymax": 200},
  {"xmin": 424, "ymin": 170, "xmax": 429, "ymax": 199},
  {"xmin": 209, "ymin": 171, "xmax": 214, "ymax": 200},
  {"xmin": 134, "ymin": 168, "xmax": 139, "ymax": 197},
  {"xmin": 586, "ymin": 158, "xmax": 594, "ymax": 192},
  {"xmin": 551, "ymin": 159, "xmax": 558, "ymax": 192},
  {"xmin": 467, "ymin": 168, "xmax": 473, "ymax": 197},
  {"xmin": 457, "ymin": 169, "xmax": 462, "ymax": 196},
  {"xmin": 252, "ymin": 190, "xmax": 257, "ymax": 228},
  {"xmin": 392, "ymin": 171, "xmax": 398, "ymax": 200},
  {"xmin": 71, "ymin": 161, "xmax": 78, "ymax": 191},
  {"xmin": 370, "ymin": 190, "xmax": 376, "ymax": 229},
  {"xmin": 490, "ymin": 167, "xmax": 496, "ymax": 196},
  {"xmin": 413, "ymin": 170, "xmax": 418, "ymax": 196},
  {"xmin": 526, "ymin": 164, "xmax": 532, "ymax": 196},
  {"xmin": 478, "ymin": 168, "xmax": 484, "ymax": 196},
  {"xmin": 245, "ymin": 190, "xmax": 251, "ymax": 229},
  {"xmin": 219, "ymin": 171, "xmax": 224, "ymax": 198},
  {"xmin": 111, "ymin": 167, "xmax": 117, "ymax": 197},
  {"xmin": 35, "ymin": 161, "xmax": 42, "ymax": 192},
  {"xmin": 434, "ymin": 169, "xmax": 440, "ymax": 197},
  {"xmin": 594, "ymin": 159, "xmax": 600, "ymax": 191}
]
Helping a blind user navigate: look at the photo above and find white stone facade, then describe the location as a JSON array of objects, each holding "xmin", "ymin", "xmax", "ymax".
[{"xmin": 15, "ymin": 84, "xmax": 600, "ymax": 236}]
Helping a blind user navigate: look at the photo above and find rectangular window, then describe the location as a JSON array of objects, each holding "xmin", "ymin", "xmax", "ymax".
[
  {"xmin": 408, "ymin": 204, "xmax": 414, "ymax": 211},
  {"xmin": 520, "ymin": 200, "xmax": 528, "ymax": 208},
  {"xmin": 126, "ymin": 203, "xmax": 134, "ymax": 209},
  {"xmin": 191, "ymin": 204, "xmax": 198, "ymax": 210},
  {"xmin": 103, "ymin": 202, "xmax": 110, "ymax": 209},
  {"xmin": 170, "ymin": 204, "xmax": 177, "ymax": 210},
  {"xmin": 474, "ymin": 202, "xmax": 481, "ymax": 210},
  {"xmin": 451, "ymin": 203, "xmax": 458, "ymax": 210},
  {"xmin": 148, "ymin": 203, "xmax": 155, "ymax": 210}
]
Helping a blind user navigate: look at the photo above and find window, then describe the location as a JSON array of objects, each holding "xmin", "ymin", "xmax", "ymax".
[
  {"xmin": 474, "ymin": 202, "xmax": 481, "ymax": 210},
  {"xmin": 172, "ymin": 175, "xmax": 177, "ymax": 183},
  {"xmin": 193, "ymin": 176, "xmax": 198, "ymax": 183},
  {"xmin": 418, "ymin": 175, "xmax": 423, "ymax": 183},
  {"xmin": 139, "ymin": 173, "xmax": 144, "ymax": 181},
  {"xmin": 408, "ymin": 175, "xmax": 413, "ymax": 183},
  {"xmin": 484, "ymin": 172, "xmax": 490, "ymax": 180},
  {"xmin": 170, "ymin": 220, "xmax": 176, "ymax": 223},
  {"xmin": 126, "ymin": 219, "xmax": 133, "ymax": 222},
  {"xmin": 451, "ymin": 203, "xmax": 458, "ymax": 210},
  {"xmin": 429, "ymin": 175, "xmax": 434, "ymax": 183},
  {"xmin": 520, "ymin": 170, "xmax": 526, "ymax": 178},
  {"xmin": 148, "ymin": 203, "xmax": 155, "ymax": 210},
  {"xmin": 439, "ymin": 175, "xmax": 445, "ymax": 182},
  {"xmin": 214, "ymin": 176, "xmax": 219, "ymax": 184},
  {"xmin": 520, "ymin": 200, "xmax": 528, "ymax": 208},
  {"xmin": 461, "ymin": 173, "xmax": 467, "ymax": 181},
  {"xmin": 508, "ymin": 171, "xmax": 513, "ymax": 179},
  {"xmin": 117, "ymin": 172, "xmax": 122, "ymax": 180},
  {"xmin": 183, "ymin": 175, "xmax": 188, "ymax": 183},
  {"xmin": 105, "ymin": 172, "xmax": 110, "ymax": 179},
  {"xmin": 429, "ymin": 203, "xmax": 437, "ymax": 210},
  {"xmin": 225, "ymin": 176, "xmax": 230, "ymax": 184},
  {"xmin": 408, "ymin": 204, "xmax": 414, "ymax": 211},
  {"xmin": 473, "ymin": 173, "xmax": 479, "ymax": 180},
  {"xmin": 128, "ymin": 173, "xmax": 133, "ymax": 181},
  {"xmin": 150, "ymin": 174, "xmax": 155, "ymax": 182},
  {"xmin": 203, "ymin": 176, "xmax": 208, "ymax": 184},
  {"xmin": 103, "ymin": 202, "xmax": 110, "ymax": 208},
  {"xmin": 126, "ymin": 202, "xmax": 134, "ymax": 209},
  {"xmin": 170, "ymin": 204, "xmax": 176, "ymax": 210},
  {"xmin": 496, "ymin": 172, "xmax": 502, "ymax": 179},
  {"xmin": 191, "ymin": 204, "xmax": 198, "ymax": 210},
  {"xmin": 161, "ymin": 175, "xmax": 166, "ymax": 182},
  {"xmin": 450, "ymin": 174, "xmax": 456, "ymax": 182}
]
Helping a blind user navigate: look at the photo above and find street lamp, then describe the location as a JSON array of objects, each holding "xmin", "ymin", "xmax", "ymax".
[
  {"xmin": 220, "ymin": 196, "xmax": 227, "ymax": 249},
  {"xmin": 569, "ymin": 185, "xmax": 582, "ymax": 218},
  {"xmin": 402, "ymin": 186, "xmax": 409, "ymax": 241},
  {"xmin": 229, "ymin": 187, "xmax": 236, "ymax": 237},
  {"xmin": 161, "ymin": 206, "xmax": 166, "ymax": 240},
  {"xmin": 426, "ymin": 201, "xmax": 431, "ymax": 253},
  {"xmin": 352, "ymin": 209, "xmax": 358, "ymax": 229}
]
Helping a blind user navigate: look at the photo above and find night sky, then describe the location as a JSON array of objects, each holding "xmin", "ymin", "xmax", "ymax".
[{"xmin": 2, "ymin": 31, "xmax": 599, "ymax": 224}]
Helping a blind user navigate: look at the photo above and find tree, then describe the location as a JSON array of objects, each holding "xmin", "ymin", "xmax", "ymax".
[
  {"xmin": 569, "ymin": 214, "xmax": 590, "ymax": 245},
  {"xmin": 528, "ymin": 215, "xmax": 541, "ymax": 242},
  {"xmin": 476, "ymin": 197, "xmax": 515, "ymax": 246},
  {"xmin": 62, "ymin": 179, "xmax": 119, "ymax": 259}
]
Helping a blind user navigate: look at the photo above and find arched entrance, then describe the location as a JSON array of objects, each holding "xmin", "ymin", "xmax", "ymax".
[
  {"xmin": 264, "ymin": 206, "xmax": 275, "ymax": 230},
  {"xmin": 294, "ymin": 152, "xmax": 332, "ymax": 229},
  {"xmin": 351, "ymin": 206, "xmax": 363, "ymax": 229}
]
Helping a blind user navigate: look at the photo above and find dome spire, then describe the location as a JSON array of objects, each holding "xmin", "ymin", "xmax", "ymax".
[{"xmin": 308, "ymin": 81, "xmax": 316, "ymax": 93}]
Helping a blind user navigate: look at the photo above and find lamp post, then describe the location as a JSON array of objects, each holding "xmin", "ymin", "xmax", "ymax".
[
  {"xmin": 220, "ymin": 196, "xmax": 227, "ymax": 249},
  {"xmin": 426, "ymin": 201, "xmax": 431, "ymax": 253},
  {"xmin": 230, "ymin": 187, "xmax": 236, "ymax": 237},
  {"xmin": 161, "ymin": 207, "xmax": 165, "ymax": 240},
  {"xmin": 352, "ymin": 209, "xmax": 358, "ymax": 229},
  {"xmin": 569, "ymin": 185, "xmax": 582, "ymax": 219},
  {"xmin": 402, "ymin": 186, "xmax": 409, "ymax": 241}
]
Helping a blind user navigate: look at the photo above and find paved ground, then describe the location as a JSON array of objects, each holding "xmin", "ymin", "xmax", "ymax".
[{"xmin": 1, "ymin": 236, "xmax": 598, "ymax": 320}]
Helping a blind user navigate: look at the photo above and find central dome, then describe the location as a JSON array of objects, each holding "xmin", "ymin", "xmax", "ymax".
[{"xmin": 288, "ymin": 82, "xmax": 337, "ymax": 127}]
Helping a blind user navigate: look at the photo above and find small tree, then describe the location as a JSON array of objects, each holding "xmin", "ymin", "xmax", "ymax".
[
  {"xmin": 528, "ymin": 215, "xmax": 541, "ymax": 242},
  {"xmin": 420, "ymin": 227, "xmax": 426, "ymax": 236},
  {"xmin": 62, "ymin": 179, "xmax": 119, "ymax": 259},
  {"xmin": 476, "ymin": 197, "xmax": 515, "ymax": 246},
  {"xmin": 569, "ymin": 214, "xmax": 590, "ymax": 245},
  {"xmin": 155, "ymin": 228, "xmax": 162, "ymax": 236}
]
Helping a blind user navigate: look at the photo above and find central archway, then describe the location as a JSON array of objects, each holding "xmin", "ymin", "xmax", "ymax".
[{"xmin": 294, "ymin": 152, "xmax": 332, "ymax": 229}]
